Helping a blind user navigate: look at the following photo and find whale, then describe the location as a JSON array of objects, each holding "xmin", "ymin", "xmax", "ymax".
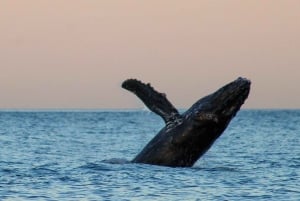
[{"xmin": 122, "ymin": 77, "xmax": 251, "ymax": 167}]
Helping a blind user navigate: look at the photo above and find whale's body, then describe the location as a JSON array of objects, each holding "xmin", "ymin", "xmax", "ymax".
[{"xmin": 122, "ymin": 78, "xmax": 251, "ymax": 167}]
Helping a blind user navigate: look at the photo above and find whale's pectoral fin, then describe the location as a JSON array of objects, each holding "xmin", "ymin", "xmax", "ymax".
[{"xmin": 122, "ymin": 79, "xmax": 181, "ymax": 124}]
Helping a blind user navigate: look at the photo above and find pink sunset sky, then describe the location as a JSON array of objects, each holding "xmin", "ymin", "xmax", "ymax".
[{"xmin": 0, "ymin": 1, "xmax": 299, "ymax": 109}]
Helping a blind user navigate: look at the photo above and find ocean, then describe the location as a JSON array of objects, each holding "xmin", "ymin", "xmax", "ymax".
[{"xmin": 0, "ymin": 110, "xmax": 299, "ymax": 200}]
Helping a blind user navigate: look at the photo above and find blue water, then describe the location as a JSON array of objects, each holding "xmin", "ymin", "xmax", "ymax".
[{"xmin": 0, "ymin": 110, "xmax": 299, "ymax": 200}]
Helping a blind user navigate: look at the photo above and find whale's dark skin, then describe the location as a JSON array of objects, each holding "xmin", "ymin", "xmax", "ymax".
[{"xmin": 122, "ymin": 77, "xmax": 251, "ymax": 167}]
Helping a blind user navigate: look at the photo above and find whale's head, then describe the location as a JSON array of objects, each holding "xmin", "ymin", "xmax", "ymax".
[
  {"xmin": 167, "ymin": 77, "xmax": 251, "ymax": 166},
  {"xmin": 186, "ymin": 77, "xmax": 251, "ymax": 123},
  {"xmin": 178, "ymin": 77, "xmax": 250, "ymax": 144},
  {"xmin": 210, "ymin": 77, "xmax": 250, "ymax": 117}
]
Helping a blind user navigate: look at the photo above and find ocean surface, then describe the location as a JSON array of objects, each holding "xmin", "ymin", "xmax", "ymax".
[{"xmin": 0, "ymin": 110, "xmax": 299, "ymax": 200}]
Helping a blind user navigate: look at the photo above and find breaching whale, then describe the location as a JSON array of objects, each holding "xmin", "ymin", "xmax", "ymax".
[{"xmin": 122, "ymin": 77, "xmax": 251, "ymax": 167}]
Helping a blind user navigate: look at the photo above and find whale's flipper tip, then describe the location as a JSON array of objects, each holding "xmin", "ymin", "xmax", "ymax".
[{"xmin": 122, "ymin": 78, "xmax": 181, "ymax": 124}]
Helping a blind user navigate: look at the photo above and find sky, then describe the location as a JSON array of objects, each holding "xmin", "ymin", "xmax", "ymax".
[{"xmin": 0, "ymin": 1, "xmax": 299, "ymax": 109}]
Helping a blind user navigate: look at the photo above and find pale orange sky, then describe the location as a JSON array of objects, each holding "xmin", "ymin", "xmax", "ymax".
[{"xmin": 0, "ymin": 1, "xmax": 299, "ymax": 109}]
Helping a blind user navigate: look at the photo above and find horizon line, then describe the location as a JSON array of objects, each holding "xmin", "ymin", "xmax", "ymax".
[{"xmin": 0, "ymin": 108, "xmax": 299, "ymax": 112}]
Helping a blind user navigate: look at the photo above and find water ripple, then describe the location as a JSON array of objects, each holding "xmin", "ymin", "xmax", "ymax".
[{"xmin": 0, "ymin": 110, "xmax": 299, "ymax": 200}]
